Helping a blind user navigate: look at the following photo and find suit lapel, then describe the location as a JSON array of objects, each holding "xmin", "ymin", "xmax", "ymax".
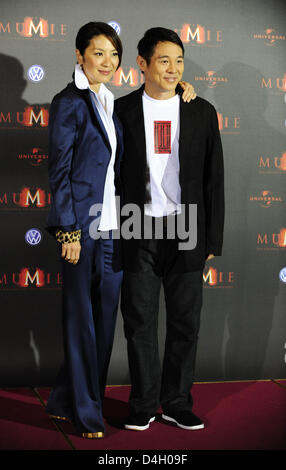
[
  {"xmin": 113, "ymin": 112, "xmax": 123, "ymax": 163},
  {"xmin": 80, "ymin": 88, "xmax": 112, "ymax": 153},
  {"xmin": 124, "ymin": 86, "xmax": 147, "ymax": 162},
  {"xmin": 179, "ymin": 97, "xmax": 196, "ymax": 175}
]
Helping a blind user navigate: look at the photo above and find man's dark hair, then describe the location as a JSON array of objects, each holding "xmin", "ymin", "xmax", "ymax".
[
  {"xmin": 137, "ymin": 27, "xmax": 184, "ymax": 65},
  {"xmin": 76, "ymin": 22, "xmax": 123, "ymax": 68}
]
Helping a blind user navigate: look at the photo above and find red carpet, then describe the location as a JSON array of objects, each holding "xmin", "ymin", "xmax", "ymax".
[{"xmin": 0, "ymin": 380, "xmax": 285, "ymax": 452}]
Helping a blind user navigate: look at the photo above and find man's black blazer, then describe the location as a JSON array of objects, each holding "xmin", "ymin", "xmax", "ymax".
[{"xmin": 115, "ymin": 85, "xmax": 224, "ymax": 272}]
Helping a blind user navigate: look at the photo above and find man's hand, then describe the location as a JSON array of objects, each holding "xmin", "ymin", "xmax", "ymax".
[
  {"xmin": 179, "ymin": 81, "xmax": 197, "ymax": 102},
  {"xmin": 206, "ymin": 254, "xmax": 215, "ymax": 261},
  {"xmin": 62, "ymin": 241, "xmax": 81, "ymax": 264}
]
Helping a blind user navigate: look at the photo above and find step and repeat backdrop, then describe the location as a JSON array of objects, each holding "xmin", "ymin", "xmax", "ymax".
[{"xmin": 0, "ymin": 0, "xmax": 285, "ymax": 386}]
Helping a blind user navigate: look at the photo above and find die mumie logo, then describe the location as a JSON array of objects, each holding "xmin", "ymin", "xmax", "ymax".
[
  {"xmin": 258, "ymin": 152, "xmax": 286, "ymax": 174},
  {"xmin": 0, "ymin": 17, "xmax": 67, "ymax": 39},
  {"xmin": 0, "ymin": 106, "xmax": 49, "ymax": 129},
  {"xmin": 203, "ymin": 267, "xmax": 234, "ymax": 288},
  {"xmin": 217, "ymin": 112, "xmax": 240, "ymax": 135},
  {"xmin": 111, "ymin": 67, "xmax": 143, "ymax": 89},
  {"xmin": 257, "ymin": 228, "xmax": 286, "ymax": 251},
  {"xmin": 261, "ymin": 74, "xmax": 286, "ymax": 93},
  {"xmin": 178, "ymin": 23, "xmax": 223, "ymax": 46},
  {"xmin": 0, "ymin": 187, "xmax": 50, "ymax": 210},
  {"xmin": 0, "ymin": 268, "xmax": 62, "ymax": 290}
]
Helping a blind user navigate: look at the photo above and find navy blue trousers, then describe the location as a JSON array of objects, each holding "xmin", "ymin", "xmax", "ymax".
[{"xmin": 46, "ymin": 236, "xmax": 122, "ymax": 434}]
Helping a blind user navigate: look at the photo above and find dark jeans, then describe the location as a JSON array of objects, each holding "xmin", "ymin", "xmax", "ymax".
[{"xmin": 121, "ymin": 230, "xmax": 203, "ymax": 416}]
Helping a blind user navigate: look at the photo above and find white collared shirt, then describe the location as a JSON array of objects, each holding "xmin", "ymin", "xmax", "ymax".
[{"xmin": 74, "ymin": 64, "xmax": 118, "ymax": 231}]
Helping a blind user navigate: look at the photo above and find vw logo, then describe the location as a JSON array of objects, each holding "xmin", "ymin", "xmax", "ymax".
[
  {"xmin": 279, "ymin": 268, "xmax": 286, "ymax": 283},
  {"xmin": 27, "ymin": 65, "xmax": 45, "ymax": 82},
  {"xmin": 108, "ymin": 21, "xmax": 121, "ymax": 35},
  {"xmin": 25, "ymin": 229, "xmax": 42, "ymax": 246}
]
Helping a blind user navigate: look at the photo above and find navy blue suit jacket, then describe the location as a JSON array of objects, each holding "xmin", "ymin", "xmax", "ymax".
[{"xmin": 47, "ymin": 81, "xmax": 123, "ymax": 236}]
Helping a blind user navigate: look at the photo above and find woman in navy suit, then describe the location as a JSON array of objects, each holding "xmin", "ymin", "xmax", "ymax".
[
  {"xmin": 45, "ymin": 21, "xmax": 195, "ymax": 438},
  {"xmin": 45, "ymin": 22, "xmax": 124, "ymax": 439}
]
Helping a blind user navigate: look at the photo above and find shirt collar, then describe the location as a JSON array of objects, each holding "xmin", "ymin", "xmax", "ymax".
[
  {"xmin": 74, "ymin": 63, "xmax": 114, "ymax": 113},
  {"xmin": 74, "ymin": 63, "xmax": 90, "ymax": 90}
]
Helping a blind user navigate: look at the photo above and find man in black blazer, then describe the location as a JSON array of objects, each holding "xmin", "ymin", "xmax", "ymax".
[{"xmin": 115, "ymin": 27, "xmax": 224, "ymax": 431}]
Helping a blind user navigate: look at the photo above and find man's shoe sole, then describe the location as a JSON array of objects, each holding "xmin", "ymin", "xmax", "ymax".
[
  {"xmin": 125, "ymin": 416, "xmax": 156, "ymax": 431},
  {"xmin": 162, "ymin": 414, "xmax": 204, "ymax": 430}
]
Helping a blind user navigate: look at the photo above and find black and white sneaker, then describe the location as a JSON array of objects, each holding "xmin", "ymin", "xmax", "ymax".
[
  {"xmin": 125, "ymin": 413, "xmax": 156, "ymax": 431},
  {"xmin": 162, "ymin": 411, "xmax": 204, "ymax": 430}
]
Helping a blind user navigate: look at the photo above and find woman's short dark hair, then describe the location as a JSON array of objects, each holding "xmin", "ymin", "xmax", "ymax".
[
  {"xmin": 76, "ymin": 22, "xmax": 123, "ymax": 67},
  {"xmin": 137, "ymin": 27, "xmax": 184, "ymax": 65}
]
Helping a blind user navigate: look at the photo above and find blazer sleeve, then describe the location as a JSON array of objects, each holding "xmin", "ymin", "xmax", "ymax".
[
  {"xmin": 204, "ymin": 105, "xmax": 225, "ymax": 256},
  {"xmin": 47, "ymin": 93, "xmax": 80, "ymax": 232}
]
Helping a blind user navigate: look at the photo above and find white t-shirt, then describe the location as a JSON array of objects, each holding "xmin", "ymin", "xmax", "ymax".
[{"xmin": 142, "ymin": 91, "xmax": 181, "ymax": 217}]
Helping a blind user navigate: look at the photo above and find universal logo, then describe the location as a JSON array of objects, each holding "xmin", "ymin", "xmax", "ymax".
[
  {"xmin": 0, "ymin": 187, "xmax": 50, "ymax": 210},
  {"xmin": 0, "ymin": 17, "xmax": 67, "ymax": 39},
  {"xmin": 0, "ymin": 268, "xmax": 62, "ymax": 290},
  {"xmin": 258, "ymin": 152, "xmax": 286, "ymax": 174},
  {"xmin": 257, "ymin": 229, "xmax": 286, "ymax": 251},
  {"xmin": 203, "ymin": 267, "xmax": 234, "ymax": 288},
  {"xmin": 195, "ymin": 71, "xmax": 228, "ymax": 88},
  {"xmin": 253, "ymin": 29, "xmax": 286, "ymax": 46},
  {"xmin": 178, "ymin": 23, "xmax": 222, "ymax": 46},
  {"xmin": 17, "ymin": 148, "xmax": 48, "ymax": 167},
  {"xmin": 249, "ymin": 190, "xmax": 283, "ymax": 208}
]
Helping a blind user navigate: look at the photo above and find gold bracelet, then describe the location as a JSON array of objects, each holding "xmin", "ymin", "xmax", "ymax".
[{"xmin": 55, "ymin": 229, "xmax": 81, "ymax": 244}]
